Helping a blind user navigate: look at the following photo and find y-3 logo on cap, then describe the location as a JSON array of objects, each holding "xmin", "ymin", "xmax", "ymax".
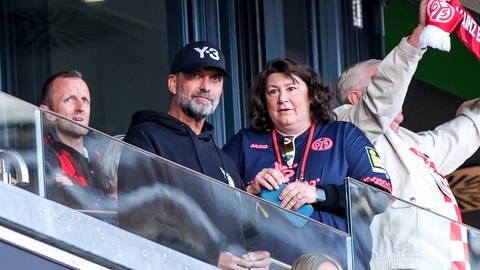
[{"xmin": 194, "ymin": 46, "xmax": 220, "ymax": 61}]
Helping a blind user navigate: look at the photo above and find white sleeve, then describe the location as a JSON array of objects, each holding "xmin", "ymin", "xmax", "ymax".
[
  {"xmin": 335, "ymin": 37, "xmax": 426, "ymax": 143},
  {"xmin": 403, "ymin": 98, "xmax": 480, "ymax": 174}
]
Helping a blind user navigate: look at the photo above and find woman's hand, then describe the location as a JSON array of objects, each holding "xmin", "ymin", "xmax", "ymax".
[
  {"xmin": 246, "ymin": 168, "xmax": 288, "ymax": 195},
  {"xmin": 279, "ymin": 181, "xmax": 316, "ymax": 210}
]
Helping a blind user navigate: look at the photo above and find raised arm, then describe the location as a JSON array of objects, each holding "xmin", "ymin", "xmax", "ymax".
[{"xmin": 334, "ymin": 1, "xmax": 427, "ymax": 142}]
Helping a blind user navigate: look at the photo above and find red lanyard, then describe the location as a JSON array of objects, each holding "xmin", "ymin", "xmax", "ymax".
[{"xmin": 271, "ymin": 124, "xmax": 316, "ymax": 181}]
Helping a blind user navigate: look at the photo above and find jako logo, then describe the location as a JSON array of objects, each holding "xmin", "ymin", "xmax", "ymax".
[
  {"xmin": 250, "ymin": 143, "xmax": 268, "ymax": 149},
  {"xmin": 194, "ymin": 46, "xmax": 220, "ymax": 60},
  {"xmin": 311, "ymin": 137, "xmax": 333, "ymax": 151}
]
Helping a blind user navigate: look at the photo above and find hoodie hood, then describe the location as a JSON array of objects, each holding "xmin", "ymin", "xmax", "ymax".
[{"xmin": 130, "ymin": 110, "xmax": 214, "ymax": 139}]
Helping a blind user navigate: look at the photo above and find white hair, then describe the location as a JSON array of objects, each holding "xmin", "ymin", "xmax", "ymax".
[{"xmin": 336, "ymin": 59, "xmax": 381, "ymax": 104}]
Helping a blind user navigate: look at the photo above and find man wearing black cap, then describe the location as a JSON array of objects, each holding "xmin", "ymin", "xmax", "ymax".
[{"xmin": 118, "ymin": 41, "xmax": 270, "ymax": 269}]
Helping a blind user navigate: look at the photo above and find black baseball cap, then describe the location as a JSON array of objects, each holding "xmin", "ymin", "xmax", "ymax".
[{"xmin": 170, "ymin": 41, "xmax": 230, "ymax": 77}]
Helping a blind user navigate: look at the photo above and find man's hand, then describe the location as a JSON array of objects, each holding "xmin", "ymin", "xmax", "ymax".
[
  {"xmin": 9, "ymin": 177, "xmax": 18, "ymax": 185},
  {"xmin": 217, "ymin": 251, "xmax": 271, "ymax": 270},
  {"xmin": 243, "ymin": 251, "xmax": 271, "ymax": 269},
  {"xmin": 55, "ymin": 173, "xmax": 74, "ymax": 186},
  {"xmin": 408, "ymin": 0, "xmax": 427, "ymax": 48}
]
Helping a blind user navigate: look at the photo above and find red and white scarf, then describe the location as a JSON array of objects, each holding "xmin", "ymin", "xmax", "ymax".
[{"xmin": 420, "ymin": 0, "xmax": 480, "ymax": 60}]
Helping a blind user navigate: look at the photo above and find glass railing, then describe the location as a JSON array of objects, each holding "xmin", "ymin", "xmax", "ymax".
[
  {"xmin": 0, "ymin": 91, "xmax": 352, "ymax": 269},
  {"xmin": 0, "ymin": 92, "xmax": 44, "ymax": 194},
  {"xmin": 116, "ymin": 139, "xmax": 352, "ymax": 269},
  {"xmin": 7, "ymin": 89, "xmax": 480, "ymax": 270},
  {"xmin": 0, "ymin": 92, "xmax": 219, "ymax": 269},
  {"xmin": 347, "ymin": 177, "xmax": 480, "ymax": 270}
]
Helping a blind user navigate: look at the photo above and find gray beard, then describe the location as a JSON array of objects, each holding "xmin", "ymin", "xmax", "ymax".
[{"xmin": 176, "ymin": 94, "xmax": 217, "ymax": 121}]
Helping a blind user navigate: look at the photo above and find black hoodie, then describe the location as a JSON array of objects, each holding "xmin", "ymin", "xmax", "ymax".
[
  {"xmin": 117, "ymin": 110, "xmax": 250, "ymax": 265},
  {"xmin": 122, "ymin": 110, "xmax": 244, "ymax": 188}
]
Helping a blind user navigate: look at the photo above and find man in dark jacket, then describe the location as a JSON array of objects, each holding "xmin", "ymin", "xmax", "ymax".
[
  {"xmin": 118, "ymin": 41, "xmax": 270, "ymax": 270},
  {"xmin": 40, "ymin": 70, "xmax": 116, "ymax": 222}
]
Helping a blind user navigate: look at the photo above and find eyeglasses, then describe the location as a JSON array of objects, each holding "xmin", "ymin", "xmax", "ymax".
[{"xmin": 282, "ymin": 136, "xmax": 295, "ymax": 167}]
